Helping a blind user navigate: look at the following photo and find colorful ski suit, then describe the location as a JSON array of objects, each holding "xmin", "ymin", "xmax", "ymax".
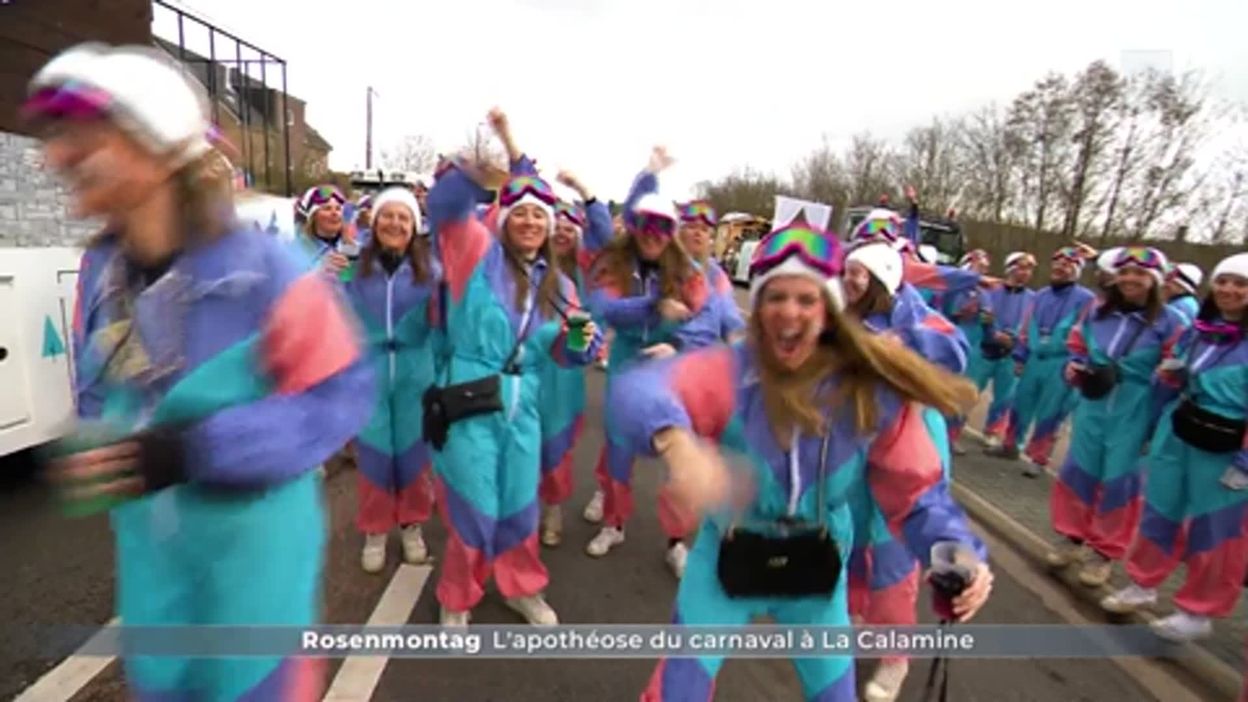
[
  {"xmin": 1050, "ymin": 304, "xmax": 1186, "ymax": 560},
  {"xmin": 607, "ymin": 343, "xmax": 986, "ymax": 701},
  {"xmin": 426, "ymin": 165, "xmax": 602, "ymax": 612},
  {"xmin": 1125, "ymin": 324, "xmax": 1248, "ymax": 616},
  {"xmin": 1005, "ymin": 283, "xmax": 1097, "ymax": 466},
  {"xmin": 72, "ymin": 229, "xmax": 374, "ymax": 701},
  {"xmin": 942, "ymin": 286, "xmax": 993, "ymax": 442},
  {"xmin": 1168, "ymin": 294, "xmax": 1200, "ymax": 326},
  {"xmin": 974, "ymin": 285, "xmax": 1035, "ymax": 438},
  {"xmin": 343, "ymin": 256, "xmax": 440, "ymax": 534},
  {"xmin": 849, "ymin": 288, "xmax": 965, "ymax": 663},
  {"xmin": 587, "ymin": 168, "xmax": 711, "ymax": 538}
]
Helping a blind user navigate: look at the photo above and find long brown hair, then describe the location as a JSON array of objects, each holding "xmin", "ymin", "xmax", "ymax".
[
  {"xmin": 1096, "ymin": 281, "xmax": 1163, "ymax": 322},
  {"xmin": 752, "ymin": 301, "xmax": 977, "ymax": 440},
  {"xmin": 358, "ymin": 231, "xmax": 433, "ymax": 284},
  {"xmin": 849, "ymin": 277, "xmax": 893, "ymax": 319},
  {"xmin": 555, "ymin": 249, "xmax": 579, "ymax": 283},
  {"xmin": 499, "ymin": 214, "xmax": 561, "ymax": 319},
  {"xmin": 592, "ymin": 235, "xmax": 696, "ymax": 303}
]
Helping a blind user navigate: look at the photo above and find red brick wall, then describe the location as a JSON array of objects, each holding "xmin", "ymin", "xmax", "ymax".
[{"xmin": 0, "ymin": 0, "xmax": 152, "ymax": 135}]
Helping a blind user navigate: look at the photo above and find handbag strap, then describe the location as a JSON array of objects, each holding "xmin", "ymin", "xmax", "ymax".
[
  {"xmin": 813, "ymin": 423, "xmax": 831, "ymax": 530},
  {"xmin": 1111, "ymin": 313, "xmax": 1151, "ymax": 361}
]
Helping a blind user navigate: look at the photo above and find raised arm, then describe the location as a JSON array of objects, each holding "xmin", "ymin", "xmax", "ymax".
[
  {"xmin": 558, "ymin": 170, "xmax": 613, "ymax": 254},
  {"xmin": 427, "ymin": 159, "xmax": 496, "ymax": 303}
]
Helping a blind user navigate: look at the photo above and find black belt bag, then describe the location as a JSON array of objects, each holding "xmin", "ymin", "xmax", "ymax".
[
  {"xmin": 422, "ymin": 375, "xmax": 503, "ymax": 451},
  {"xmin": 1172, "ymin": 399, "xmax": 1245, "ymax": 454},
  {"xmin": 1077, "ymin": 363, "xmax": 1119, "ymax": 400},
  {"xmin": 717, "ymin": 431, "xmax": 840, "ymax": 599},
  {"xmin": 979, "ymin": 340, "xmax": 1010, "ymax": 361},
  {"xmin": 717, "ymin": 523, "xmax": 841, "ymax": 598}
]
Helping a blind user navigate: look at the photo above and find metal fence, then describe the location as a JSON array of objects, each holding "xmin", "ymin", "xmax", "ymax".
[{"xmin": 151, "ymin": 0, "xmax": 292, "ymax": 196}]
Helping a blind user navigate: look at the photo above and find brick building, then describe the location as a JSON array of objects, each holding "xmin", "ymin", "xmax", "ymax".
[{"xmin": 0, "ymin": 0, "xmax": 152, "ymax": 247}]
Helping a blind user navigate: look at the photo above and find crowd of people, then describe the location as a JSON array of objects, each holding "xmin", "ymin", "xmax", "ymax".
[{"xmin": 22, "ymin": 41, "xmax": 1248, "ymax": 702}]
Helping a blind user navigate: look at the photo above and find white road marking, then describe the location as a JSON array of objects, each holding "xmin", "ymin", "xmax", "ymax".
[
  {"xmin": 13, "ymin": 617, "xmax": 119, "ymax": 702},
  {"xmin": 322, "ymin": 564, "xmax": 433, "ymax": 702}
]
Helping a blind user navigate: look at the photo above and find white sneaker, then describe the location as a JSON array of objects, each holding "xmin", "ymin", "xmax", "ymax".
[
  {"xmin": 1078, "ymin": 553, "xmax": 1114, "ymax": 587},
  {"xmin": 361, "ymin": 533, "xmax": 387, "ymax": 573},
  {"xmin": 582, "ymin": 490, "xmax": 605, "ymax": 523},
  {"xmin": 440, "ymin": 607, "xmax": 470, "ymax": 628},
  {"xmin": 1101, "ymin": 584, "xmax": 1157, "ymax": 614},
  {"xmin": 586, "ymin": 526, "xmax": 625, "ymax": 557},
  {"xmin": 505, "ymin": 594, "xmax": 559, "ymax": 626},
  {"xmin": 665, "ymin": 542, "xmax": 688, "ymax": 579},
  {"xmin": 401, "ymin": 524, "xmax": 429, "ymax": 564},
  {"xmin": 540, "ymin": 505, "xmax": 563, "ymax": 547},
  {"xmin": 1151, "ymin": 611, "xmax": 1213, "ymax": 642},
  {"xmin": 863, "ymin": 660, "xmax": 909, "ymax": 702},
  {"xmin": 952, "ymin": 440, "xmax": 968, "ymax": 456}
]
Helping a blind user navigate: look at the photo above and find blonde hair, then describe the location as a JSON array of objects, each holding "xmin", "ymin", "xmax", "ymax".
[{"xmin": 752, "ymin": 299, "xmax": 976, "ymax": 440}]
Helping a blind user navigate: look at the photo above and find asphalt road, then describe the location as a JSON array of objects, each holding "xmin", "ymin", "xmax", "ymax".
[{"xmin": 0, "ymin": 364, "xmax": 1198, "ymax": 701}]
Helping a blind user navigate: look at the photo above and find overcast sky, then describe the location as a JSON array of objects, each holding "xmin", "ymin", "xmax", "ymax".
[{"xmin": 154, "ymin": 0, "xmax": 1248, "ymax": 202}]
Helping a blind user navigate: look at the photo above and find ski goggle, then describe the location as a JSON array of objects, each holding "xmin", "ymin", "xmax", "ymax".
[
  {"xmin": 631, "ymin": 211, "xmax": 676, "ymax": 238},
  {"xmin": 678, "ymin": 201, "xmax": 717, "ymax": 227},
  {"xmin": 960, "ymin": 249, "xmax": 989, "ymax": 266},
  {"xmin": 749, "ymin": 224, "xmax": 842, "ymax": 278},
  {"xmin": 1194, "ymin": 318, "xmax": 1243, "ymax": 344},
  {"xmin": 306, "ymin": 185, "xmax": 345, "ymax": 208},
  {"xmin": 850, "ymin": 216, "xmax": 902, "ymax": 244},
  {"xmin": 555, "ymin": 201, "xmax": 586, "ymax": 228},
  {"xmin": 21, "ymin": 82, "xmax": 113, "ymax": 123},
  {"xmin": 499, "ymin": 175, "xmax": 557, "ymax": 208},
  {"xmin": 357, "ymin": 195, "xmax": 374, "ymax": 210},
  {"xmin": 1052, "ymin": 246, "xmax": 1082, "ymax": 262},
  {"xmin": 1113, "ymin": 246, "xmax": 1165, "ymax": 272}
]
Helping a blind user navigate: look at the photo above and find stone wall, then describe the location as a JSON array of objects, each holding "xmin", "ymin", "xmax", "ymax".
[{"xmin": 0, "ymin": 132, "xmax": 99, "ymax": 248}]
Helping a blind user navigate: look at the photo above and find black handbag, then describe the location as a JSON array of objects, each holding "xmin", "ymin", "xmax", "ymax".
[
  {"xmin": 1171, "ymin": 398, "xmax": 1245, "ymax": 454},
  {"xmin": 716, "ymin": 430, "xmax": 842, "ymax": 599},
  {"xmin": 422, "ymin": 376, "xmax": 503, "ymax": 451}
]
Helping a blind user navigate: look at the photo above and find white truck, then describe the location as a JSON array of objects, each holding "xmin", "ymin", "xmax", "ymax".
[{"xmin": 0, "ymin": 193, "xmax": 299, "ymax": 461}]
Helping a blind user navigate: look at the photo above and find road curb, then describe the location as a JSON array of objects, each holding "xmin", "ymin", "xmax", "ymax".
[{"xmin": 951, "ymin": 481, "xmax": 1242, "ymax": 701}]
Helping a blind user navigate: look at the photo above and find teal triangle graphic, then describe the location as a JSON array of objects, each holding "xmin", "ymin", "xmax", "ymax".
[{"xmin": 42, "ymin": 316, "xmax": 65, "ymax": 358}]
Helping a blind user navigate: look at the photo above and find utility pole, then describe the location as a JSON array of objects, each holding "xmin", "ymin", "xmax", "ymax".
[{"xmin": 365, "ymin": 86, "xmax": 376, "ymax": 170}]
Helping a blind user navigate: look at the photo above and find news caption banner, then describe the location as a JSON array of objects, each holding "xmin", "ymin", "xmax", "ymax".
[{"xmin": 47, "ymin": 625, "xmax": 1202, "ymax": 659}]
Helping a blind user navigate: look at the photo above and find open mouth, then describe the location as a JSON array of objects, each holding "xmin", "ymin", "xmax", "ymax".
[{"xmin": 772, "ymin": 328, "xmax": 804, "ymax": 358}]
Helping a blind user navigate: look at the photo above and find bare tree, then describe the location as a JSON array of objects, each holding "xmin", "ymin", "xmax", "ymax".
[
  {"xmin": 380, "ymin": 134, "xmax": 438, "ymax": 173},
  {"xmin": 844, "ymin": 132, "xmax": 897, "ymax": 206},
  {"xmin": 790, "ymin": 137, "xmax": 849, "ymax": 214},
  {"xmin": 897, "ymin": 117, "xmax": 962, "ymax": 216},
  {"xmin": 694, "ymin": 168, "xmax": 784, "ymax": 217},
  {"xmin": 1061, "ymin": 60, "xmax": 1123, "ymax": 237},
  {"xmin": 955, "ymin": 104, "xmax": 1015, "ymax": 223},
  {"xmin": 1006, "ymin": 72, "xmax": 1074, "ymax": 232}
]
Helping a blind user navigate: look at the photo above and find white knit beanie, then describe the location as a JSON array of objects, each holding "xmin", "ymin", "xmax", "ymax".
[
  {"xmin": 846, "ymin": 242, "xmax": 903, "ymax": 295},
  {"xmin": 371, "ymin": 187, "xmax": 423, "ymax": 236}
]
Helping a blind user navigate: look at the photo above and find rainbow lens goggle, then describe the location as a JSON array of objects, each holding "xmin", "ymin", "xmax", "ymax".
[
  {"xmin": 749, "ymin": 224, "xmax": 842, "ymax": 278},
  {"xmin": 678, "ymin": 201, "xmax": 717, "ymax": 227},
  {"xmin": 1113, "ymin": 246, "xmax": 1164, "ymax": 271},
  {"xmin": 850, "ymin": 216, "xmax": 902, "ymax": 243},
  {"xmin": 21, "ymin": 82, "xmax": 112, "ymax": 123},
  {"xmin": 961, "ymin": 248, "xmax": 989, "ymax": 264},
  {"xmin": 500, "ymin": 175, "xmax": 557, "ymax": 208},
  {"xmin": 556, "ymin": 201, "xmax": 586, "ymax": 228},
  {"xmin": 1052, "ymin": 246, "xmax": 1083, "ymax": 263},
  {"xmin": 306, "ymin": 185, "xmax": 345, "ymax": 207},
  {"xmin": 632, "ymin": 211, "xmax": 676, "ymax": 238}
]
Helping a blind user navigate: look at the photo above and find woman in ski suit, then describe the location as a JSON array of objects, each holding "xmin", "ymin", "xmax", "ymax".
[
  {"xmin": 675, "ymin": 198, "xmax": 747, "ymax": 346},
  {"xmin": 840, "ymin": 241, "xmax": 969, "ymax": 702},
  {"xmin": 607, "ymin": 219, "xmax": 993, "ymax": 701},
  {"xmin": 1001, "ymin": 247, "xmax": 1097, "ymax": 473},
  {"xmin": 344, "ymin": 188, "xmax": 439, "ymax": 573},
  {"xmin": 943, "ymin": 249, "xmax": 992, "ymax": 452},
  {"xmin": 1101, "ymin": 253, "xmax": 1248, "ymax": 642},
  {"xmin": 1048, "ymin": 246, "xmax": 1187, "ymax": 587},
  {"xmin": 425, "ymin": 109, "xmax": 602, "ymax": 627},
  {"xmin": 581, "ymin": 147, "xmax": 713, "ymax": 577},
  {"xmin": 973, "ymin": 252, "xmax": 1037, "ymax": 442},
  {"xmin": 34, "ymin": 43, "xmax": 374, "ymax": 700}
]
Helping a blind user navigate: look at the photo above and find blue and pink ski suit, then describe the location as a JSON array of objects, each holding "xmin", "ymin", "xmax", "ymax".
[
  {"xmin": 609, "ymin": 343, "xmax": 985, "ymax": 701},
  {"xmin": 426, "ymin": 164, "xmax": 602, "ymax": 612},
  {"xmin": 973, "ymin": 284, "xmax": 1035, "ymax": 438},
  {"xmin": 72, "ymin": 229, "xmax": 374, "ymax": 701},
  {"xmin": 1051, "ymin": 303, "xmax": 1186, "ymax": 560}
]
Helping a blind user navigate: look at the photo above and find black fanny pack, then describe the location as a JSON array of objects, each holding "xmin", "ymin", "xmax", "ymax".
[
  {"xmin": 717, "ymin": 431, "xmax": 840, "ymax": 599},
  {"xmin": 979, "ymin": 339, "xmax": 1010, "ymax": 360},
  {"xmin": 1171, "ymin": 399, "xmax": 1245, "ymax": 454},
  {"xmin": 717, "ymin": 523, "xmax": 841, "ymax": 598},
  {"xmin": 1077, "ymin": 363, "xmax": 1119, "ymax": 400},
  {"xmin": 422, "ymin": 376, "xmax": 503, "ymax": 451}
]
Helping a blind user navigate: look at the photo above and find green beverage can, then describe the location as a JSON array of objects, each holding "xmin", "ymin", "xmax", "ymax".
[
  {"xmin": 46, "ymin": 421, "xmax": 137, "ymax": 518},
  {"xmin": 566, "ymin": 312, "xmax": 591, "ymax": 353}
]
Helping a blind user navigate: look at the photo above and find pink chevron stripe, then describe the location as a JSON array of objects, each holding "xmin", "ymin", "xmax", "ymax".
[
  {"xmin": 288, "ymin": 657, "xmax": 326, "ymax": 701},
  {"xmin": 868, "ymin": 403, "xmax": 943, "ymax": 540},
  {"xmin": 1174, "ymin": 532, "xmax": 1248, "ymax": 616},
  {"xmin": 681, "ymin": 270, "xmax": 710, "ymax": 313},
  {"xmin": 866, "ymin": 568, "xmax": 920, "ymax": 664},
  {"xmin": 902, "ymin": 260, "xmax": 950, "ymax": 292},
  {"xmin": 440, "ymin": 219, "xmax": 492, "ymax": 302},
  {"xmin": 1087, "ymin": 496, "xmax": 1143, "ymax": 560},
  {"xmin": 1066, "ymin": 320, "xmax": 1088, "ymax": 357},
  {"xmin": 1050, "ymin": 480, "xmax": 1094, "ymax": 542},
  {"xmin": 671, "ymin": 347, "xmax": 736, "ymax": 440},
  {"xmin": 434, "ymin": 478, "xmax": 489, "ymax": 612},
  {"xmin": 263, "ymin": 273, "xmax": 360, "ymax": 394},
  {"xmin": 657, "ymin": 482, "xmax": 696, "ymax": 538},
  {"xmin": 356, "ymin": 475, "xmax": 398, "ymax": 534},
  {"xmin": 398, "ymin": 471, "xmax": 435, "ymax": 525},
  {"xmin": 1125, "ymin": 530, "xmax": 1183, "ymax": 589},
  {"xmin": 493, "ymin": 534, "xmax": 548, "ymax": 599},
  {"xmin": 603, "ymin": 475, "xmax": 635, "ymax": 529},
  {"xmin": 920, "ymin": 310, "xmax": 956, "ymax": 334}
]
